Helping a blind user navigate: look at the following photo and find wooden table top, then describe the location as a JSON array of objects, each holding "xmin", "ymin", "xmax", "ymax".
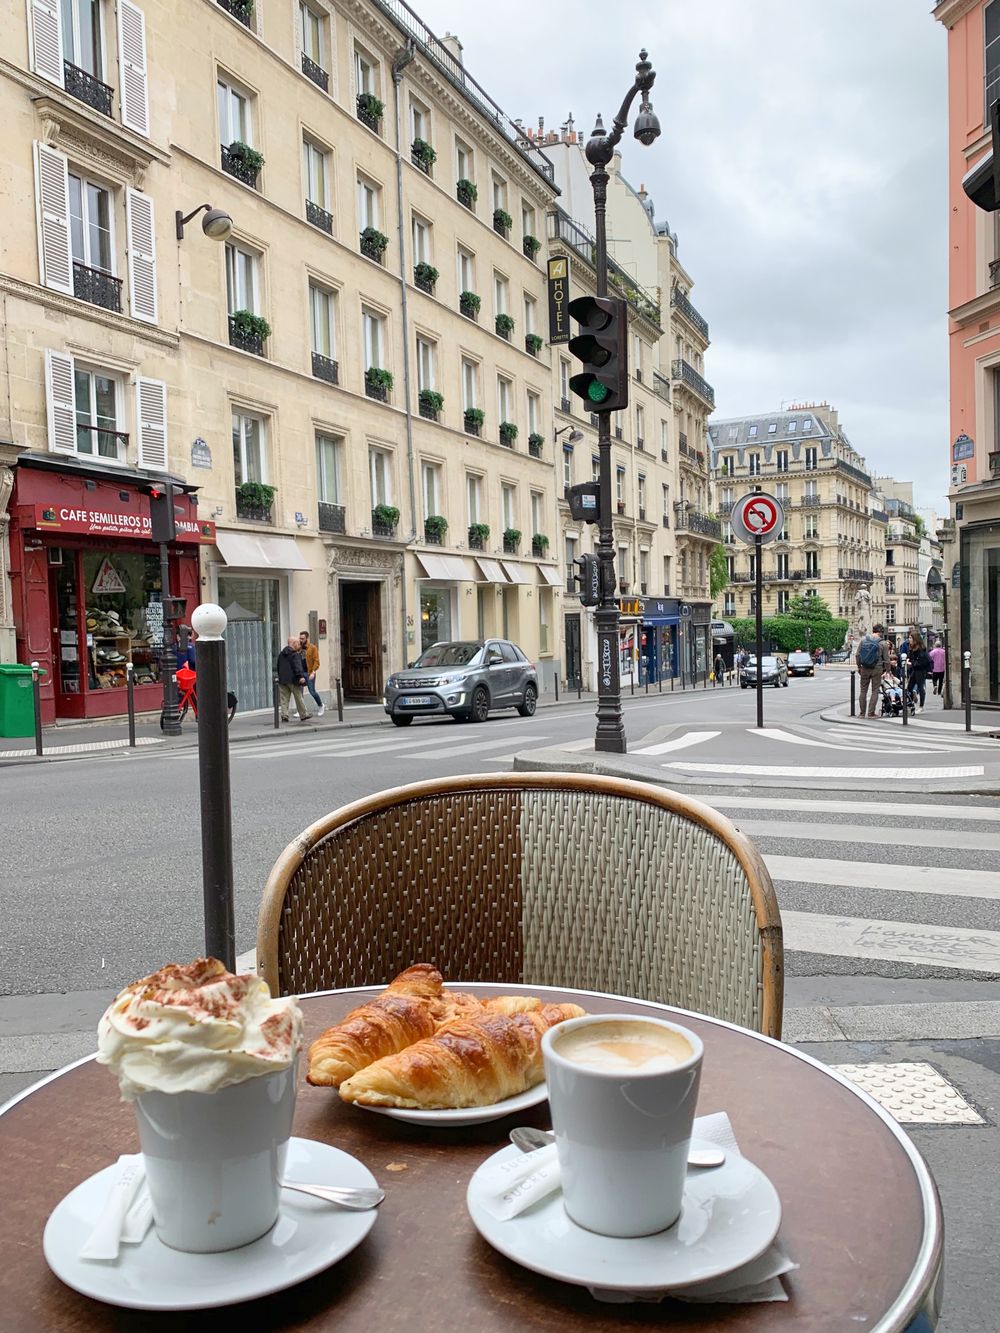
[{"xmin": 0, "ymin": 985, "xmax": 942, "ymax": 1332}]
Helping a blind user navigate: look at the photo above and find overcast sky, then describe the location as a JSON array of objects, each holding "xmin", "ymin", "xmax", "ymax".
[{"xmin": 414, "ymin": 0, "xmax": 948, "ymax": 512}]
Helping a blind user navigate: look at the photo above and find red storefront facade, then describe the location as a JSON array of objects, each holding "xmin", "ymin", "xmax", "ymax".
[{"xmin": 8, "ymin": 456, "xmax": 214, "ymax": 724}]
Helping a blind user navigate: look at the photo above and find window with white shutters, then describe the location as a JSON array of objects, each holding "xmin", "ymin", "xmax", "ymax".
[
  {"xmin": 136, "ymin": 378, "xmax": 167, "ymax": 470},
  {"xmin": 126, "ymin": 189, "xmax": 157, "ymax": 322},
  {"xmin": 34, "ymin": 142, "xmax": 73, "ymax": 294},
  {"xmin": 45, "ymin": 350, "xmax": 78, "ymax": 454},
  {"xmin": 29, "ymin": 0, "xmax": 63, "ymax": 84},
  {"xmin": 117, "ymin": 1, "xmax": 149, "ymax": 136}
]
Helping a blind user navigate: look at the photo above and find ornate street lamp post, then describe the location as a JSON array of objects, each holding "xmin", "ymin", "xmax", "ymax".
[{"xmin": 583, "ymin": 52, "xmax": 660, "ymax": 752}]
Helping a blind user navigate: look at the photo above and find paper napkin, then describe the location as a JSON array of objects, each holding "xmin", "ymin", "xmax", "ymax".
[
  {"xmin": 478, "ymin": 1111, "xmax": 797, "ymax": 1304},
  {"xmin": 79, "ymin": 1155, "xmax": 154, "ymax": 1262}
]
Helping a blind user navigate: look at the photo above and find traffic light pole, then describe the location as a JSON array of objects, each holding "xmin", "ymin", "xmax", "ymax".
[{"xmin": 583, "ymin": 51, "xmax": 658, "ymax": 754}]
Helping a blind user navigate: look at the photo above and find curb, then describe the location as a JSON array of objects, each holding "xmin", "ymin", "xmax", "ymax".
[{"xmin": 819, "ymin": 706, "xmax": 998, "ymax": 736}]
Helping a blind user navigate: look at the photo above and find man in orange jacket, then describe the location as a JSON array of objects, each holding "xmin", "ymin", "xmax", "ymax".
[{"xmin": 299, "ymin": 630, "xmax": 325, "ymax": 716}]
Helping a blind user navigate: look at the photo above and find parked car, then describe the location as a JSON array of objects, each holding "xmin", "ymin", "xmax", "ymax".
[
  {"xmin": 740, "ymin": 655, "xmax": 788, "ymax": 688},
  {"xmin": 786, "ymin": 650, "xmax": 815, "ymax": 677},
  {"xmin": 383, "ymin": 639, "xmax": 538, "ymax": 726}
]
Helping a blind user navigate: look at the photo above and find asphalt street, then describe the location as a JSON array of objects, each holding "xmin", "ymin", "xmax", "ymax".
[{"xmin": 2, "ymin": 672, "xmax": 998, "ymax": 1329}]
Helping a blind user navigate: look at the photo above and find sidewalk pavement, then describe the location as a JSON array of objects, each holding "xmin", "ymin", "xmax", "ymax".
[{"xmin": 820, "ymin": 700, "xmax": 1000, "ymax": 734}]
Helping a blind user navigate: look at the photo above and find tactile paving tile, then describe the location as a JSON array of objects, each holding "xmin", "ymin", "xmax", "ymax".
[{"xmin": 830, "ymin": 1061, "xmax": 985, "ymax": 1125}]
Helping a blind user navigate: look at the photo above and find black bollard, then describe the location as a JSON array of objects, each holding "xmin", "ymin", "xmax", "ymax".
[
  {"xmin": 850, "ymin": 670, "xmax": 856, "ymax": 717},
  {"xmin": 273, "ymin": 672, "xmax": 280, "ymax": 728},
  {"xmin": 193, "ymin": 605, "xmax": 235, "ymax": 971},
  {"xmin": 965, "ymin": 652, "xmax": 972, "ymax": 732},
  {"xmin": 335, "ymin": 675, "xmax": 344, "ymax": 722},
  {"xmin": 555, "ymin": 673, "xmax": 559, "ymax": 702},
  {"xmin": 901, "ymin": 662, "xmax": 908, "ymax": 726},
  {"xmin": 577, "ymin": 673, "xmax": 582, "ymax": 700},
  {"xmin": 126, "ymin": 662, "xmax": 136, "ymax": 747},
  {"xmin": 30, "ymin": 661, "xmax": 43, "ymax": 757}
]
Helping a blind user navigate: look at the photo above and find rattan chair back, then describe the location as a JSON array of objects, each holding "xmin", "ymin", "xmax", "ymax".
[{"xmin": 257, "ymin": 772, "xmax": 783, "ymax": 1038}]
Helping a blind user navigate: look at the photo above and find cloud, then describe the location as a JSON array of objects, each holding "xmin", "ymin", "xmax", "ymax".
[{"xmin": 412, "ymin": 0, "xmax": 949, "ymax": 510}]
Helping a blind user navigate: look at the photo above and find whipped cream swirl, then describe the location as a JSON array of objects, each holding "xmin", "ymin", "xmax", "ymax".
[{"xmin": 97, "ymin": 958, "xmax": 303, "ymax": 1099}]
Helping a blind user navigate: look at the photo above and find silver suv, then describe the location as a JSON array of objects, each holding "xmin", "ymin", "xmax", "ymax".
[{"xmin": 383, "ymin": 640, "xmax": 538, "ymax": 726}]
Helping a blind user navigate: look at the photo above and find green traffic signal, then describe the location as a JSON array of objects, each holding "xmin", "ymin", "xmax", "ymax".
[{"xmin": 587, "ymin": 381, "xmax": 610, "ymax": 404}]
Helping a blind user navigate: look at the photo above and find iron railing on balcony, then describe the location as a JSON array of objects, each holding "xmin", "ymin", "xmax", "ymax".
[
  {"xmin": 360, "ymin": 232, "xmax": 385, "ymax": 263},
  {"xmin": 356, "ymin": 95, "xmax": 380, "ymax": 132},
  {"xmin": 531, "ymin": 538, "xmax": 547, "ymax": 557},
  {"xmin": 528, "ymin": 437, "xmax": 542, "ymax": 459},
  {"xmin": 547, "ymin": 207, "xmax": 662, "ymax": 327},
  {"xmin": 63, "ymin": 61, "xmax": 113, "ymax": 116},
  {"xmin": 301, "ymin": 52, "xmax": 329, "ymax": 91},
  {"xmin": 372, "ymin": 511, "xmax": 398, "ymax": 538},
  {"xmin": 991, "ymin": 259, "xmax": 1000, "ymax": 291},
  {"xmin": 72, "ymin": 262, "xmax": 122, "ymax": 313},
  {"xmin": 468, "ymin": 529, "xmax": 487, "ymax": 551},
  {"xmin": 460, "ymin": 293, "xmax": 479, "ymax": 320},
  {"xmin": 75, "ymin": 425, "xmax": 128, "ymax": 459},
  {"xmin": 228, "ymin": 316, "xmax": 265, "ymax": 356},
  {"xmin": 217, "ymin": 0, "xmax": 252, "ymax": 25},
  {"xmin": 652, "ymin": 370, "xmax": 671, "ymax": 403},
  {"xmin": 799, "ymin": 494, "xmax": 821, "ymax": 507},
  {"xmin": 673, "ymin": 507, "xmax": 722, "ymax": 539},
  {"xmin": 365, "ymin": 379, "xmax": 388, "ymax": 402},
  {"xmin": 503, "ymin": 533, "xmax": 519, "ymax": 554},
  {"xmin": 366, "ymin": 0, "xmax": 556, "ymax": 185},
  {"xmin": 418, "ymin": 400, "xmax": 439, "ymax": 421},
  {"xmin": 221, "ymin": 144, "xmax": 259, "ymax": 188},
  {"xmin": 411, "ymin": 144, "xmax": 432, "ymax": 174},
  {"xmin": 671, "ymin": 358, "xmax": 715, "ymax": 409},
  {"xmin": 990, "ymin": 451, "xmax": 1000, "ymax": 479},
  {"xmin": 414, "ymin": 267, "xmax": 435, "ymax": 294},
  {"xmin": 306, "ymin": 199, "xmax": 333, "ymax": 233},
  {"xmin": 318, "ymin": 501, "xmax": 346, "ymax": 534},
  {"xmin": 311, "ymin": 352, "xmax": 338, "ymax": 384},
  {"xmin": 670, "ymin": 287, "xmax": 709, "ymax": 341},
  {"xmin": 235, "ymin": 491, "xmax": 273, "ymax": 523}
]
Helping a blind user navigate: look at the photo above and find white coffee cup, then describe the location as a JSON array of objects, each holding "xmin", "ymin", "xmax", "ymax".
[
  {"xmin": 133, "ymin": 1060, "xmax": 298, "ymax": 1252},
  {"xmin": 541, "ymin": 1014, "xmax": 703, "ymax": 1238}
]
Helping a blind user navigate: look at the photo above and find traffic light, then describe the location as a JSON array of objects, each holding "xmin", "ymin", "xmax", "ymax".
[
  {"xmin": 572, "ymin": 554, "xmax": 600, "ymax": 607},
  {"xmin": 567, "ymin": 295, "xmax": 628, "ymax": 414},
  {"xmin": 145, "ymin": 482, "xmax": 176, "ymax": 543}
]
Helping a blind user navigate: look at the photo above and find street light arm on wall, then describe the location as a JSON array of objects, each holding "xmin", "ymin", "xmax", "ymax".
[{"xmin": 175, "ymin": 204, "xmax": 234, "ymax": 241}]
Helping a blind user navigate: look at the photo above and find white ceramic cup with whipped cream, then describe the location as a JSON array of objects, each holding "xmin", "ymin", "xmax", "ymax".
[
  {"xmin": 98, "ymin": 958, "xmax": 303, "ymax": 1253},
  {"xmin": 541, "ymin": 1013, "xmax": 703, "ymax": 1238}
]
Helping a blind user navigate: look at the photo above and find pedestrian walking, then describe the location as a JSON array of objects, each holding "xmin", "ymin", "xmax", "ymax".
[
  {"xmin": 276, "ymin": 636, "xmax": 309, "ymax": 723},
  {"xmin": 855, "ymin": 623, "xmax": 891, "ymax": 718},
  {"xmin": 713, "ymin": 651, "xmax": 727, "ymax": 687},
  {"xmin": 299, "ymin": 630, "xmax": 325, "ymax": 716},
  {"xmin": 906, "ymin": 630, "xmax": 930, "ymax": 713},
  {"xmin": 929, "ymin": 640, "xmax": 946, "ymax": 696}
]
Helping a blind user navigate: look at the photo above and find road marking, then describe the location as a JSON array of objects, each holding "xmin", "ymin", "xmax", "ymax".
[
  {"xmin": 664, "ymin": 762, "xmax": 985, "ymax": 779},
  {"xmin": 765, "ymin": 854, "xmax": 1000, "ymax": 901},
  {"xmin": 822, "ymin": 728, "xmax": 993, "ymax": 753},
  {"xmin": 632, "ymin": 731, "xmax": 720, "ymax": 756},
  {"xmin": 0, "ymin": 737, "xmax": 163, "ymax": 759},
  {"xmin": 782, "ymin": 910, "xmax": 1000, "ymax": 973},
  {"xmin": 748, "ymin": 727, "xmax": 951, "ymax": 756},
  {"xmin": 708, "ymin": 796, "xmax": 1000, "ymax": 822},
  {"xmin": 738, "ymin": 819, "xmax": 1000, "ymax": 854},
  {"xmin": 401, "ymin": 735, "xmax": 549, "ymax": 760},
  {"xmin": 229, "ymin": 727, "xmax": 547, "ymax": 762}
]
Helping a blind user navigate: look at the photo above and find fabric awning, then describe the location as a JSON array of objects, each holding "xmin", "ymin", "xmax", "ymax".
[
  {"xmin": 414, "ymin": 552, "xmax": 478, "ymax": 581},
  {"xmin": 215, "ymin": 531, "xmax": 311, "ymax": 571},
  {"xmin": 475, "ymin": 558, "xmax": 507, "ymax": 583},
  {"xmin": 501, "ymin": 561, "xmax": 531, "ymax": 584},
  {"xmin": 536, "ymin": 564, "xmax": 562, "ymax": 587}
]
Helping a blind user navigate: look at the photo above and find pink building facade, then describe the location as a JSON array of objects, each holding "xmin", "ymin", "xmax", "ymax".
[{"xmin": 936, "ymin": 0, "xmax": 1000, "ymax": 704}]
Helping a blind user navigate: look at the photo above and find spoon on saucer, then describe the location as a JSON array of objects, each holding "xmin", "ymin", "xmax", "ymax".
[
  {"xmin": 282, "ymin": 1181, "xmax": 385, "ymax": 1210},
  {"xmin": 509, "ymin": 1126, "xmax": 726, "ymax": 1169}
]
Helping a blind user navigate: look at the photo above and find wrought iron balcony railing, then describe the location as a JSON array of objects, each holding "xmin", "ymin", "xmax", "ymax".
[
  {"xmin": 305, "ymin": 199, "xmax": 333, "ymax": 233},
  {"xmin": 63, "ymin": 61, "xmax": 113, "ymax": 117},
  {"xmin": 652, "ymin": 370, "xmax": 671, "ymax": 403},
  {"xmin": 414, "ymin": 267, "xmax": 435, "ymax": 294},
  {"xmin": 301, "ymin": 53, "xmax": 329, "ymax": 91},
  {"xmin": 360, "ymin": 233, "xmax": 385, "ymax": 263},
  {"xmin": 72, "ymin": 262, "xmax": 122, "ymax": 312},
  {"xmin": 356, "ymin": 95, "xmax": 380, "ymax": 132},
  {"xmin": 528, "ymin": 437, "xmax": 542, "ymax": 459},
  {"xmin": 217, "ymin": 0, "xmax": 252, "ymax": 25},
  {"xmin": 311, "ymin": 352, "xmax": 339, "ymax": 384},
  {"xmin": 228, "ymin": 316, "xmax": 265, "ymax": 356},
  {"xmin": 221, "ymin": 144, "xmax": 259, "ymax": 188},
  {"xmin": 671, "ymin": 359, "xmax": 715, "ymax": 409},
  {"xmin": 318, "ymin": 501, "xmax": 346, "ymax": 533},
  {"xmin": 670, "ymin": 287, "xmax": 709, "ymax": 341},
  {"xmin": 235, "ymin": 492, "xmax": 273, "ymax": 523},
  {"xmin": 673, "ymin": 508, "xmax": 722, "ymax": 539}
]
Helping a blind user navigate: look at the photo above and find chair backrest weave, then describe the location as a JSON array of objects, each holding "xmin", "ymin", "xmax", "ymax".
[{"xmin": 257, "ymin": 772, "xmax": 783, "ymax": 1037}]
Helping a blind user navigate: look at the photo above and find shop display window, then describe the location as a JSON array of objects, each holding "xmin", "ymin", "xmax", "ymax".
[{"xmin": 80, "ymin": 551, "xmax": 163, "ymax": 690}]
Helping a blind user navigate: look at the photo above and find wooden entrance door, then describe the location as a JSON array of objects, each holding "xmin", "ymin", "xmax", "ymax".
[
  {"xmin": 340, "ymin": 582, "xmax": 382, "ymax": 699},
  {"xmin": 564, "ymin": 613, "xmax": 581, "ymax": 689}
]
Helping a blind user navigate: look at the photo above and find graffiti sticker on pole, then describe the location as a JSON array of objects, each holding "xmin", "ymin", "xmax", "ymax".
[{"xmin": 731, "ymin": 492, "xmax": 785, "ymax": 546}]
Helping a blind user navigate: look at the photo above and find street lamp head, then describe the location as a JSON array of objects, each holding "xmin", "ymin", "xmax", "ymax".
[
  {"xmin": 633, "ymin": 99, "xmax": 661, "ymax": 147},
  {"xmin": 202, "ymin": 208, "xmax": 234, "ymax": 240},
  {"xmin": 585, "ymin": 113, "xmax": 610, "ymax": 167}
]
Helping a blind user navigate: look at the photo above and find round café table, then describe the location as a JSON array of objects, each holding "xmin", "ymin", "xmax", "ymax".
[{"xmin": 0, "ymin": 984, "xmax": 942, "ymax": 1331}]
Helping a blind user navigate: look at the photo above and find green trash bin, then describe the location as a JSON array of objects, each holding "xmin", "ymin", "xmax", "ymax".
[{"xmin": 0, "ymin": 664, "xmax": 42, "ymax": 738}]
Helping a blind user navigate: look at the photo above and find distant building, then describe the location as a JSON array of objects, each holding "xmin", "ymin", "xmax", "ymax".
[
  {"xmin": 709, "ymin": 405, "xmax": 886, "ymax": 640},
  {"xmin": 876, "ymin": 479, "xmax": 921, "ymax": 634}
]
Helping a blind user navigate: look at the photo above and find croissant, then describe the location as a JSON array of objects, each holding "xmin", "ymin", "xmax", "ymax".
[
  {"xmin": 307, "ymin": 964, "xmax": 445, "ymax": 1087},
  {"xmin": 339, "ymin": 1002, "xmax": 586, "ymax": 1109}
]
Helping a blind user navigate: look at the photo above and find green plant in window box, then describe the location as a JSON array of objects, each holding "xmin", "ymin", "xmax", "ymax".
[
  {"xmin": 230, "ymin": 309, "xmax": 271, "ymax": 340},
  {"xmin": 495, "ymin": 312, "xmax": 515, "ymax": 337},
  {"xmin": 493, "ymin": 208, "xmax": 513, "ymax": 232},
  {"xmin": 424, "ymin": 514, "xmax": 448, "ymax": 539},
  {"xmin": 468, "ymin": 522, "xmax": 491, "ymax": 542},
  {"xmin": 372, "ymin": 503, "xmax": 400, "ymax": 528},
  {"xmin": 236, "ymin": 480, "xmax": 276, "ymax": 509},
  {"xmin": 357, "ymin": 91, "xmax": 384, "ymax": 122},
  {"xmin": 522, "ymin": 234, "xmax": 541, "ymax": 260},
  {"xmin": 525, "ymin": 333, "xmax": 543, "ymax": 355},
  {"xmin": 360, "ymin": 226, "xmax": 389, "ymax": 255},
  {"xmin": 365, "ymin": 366, "xmax": 394, "ymax": 392},
  {"xmin": 227, "ymin": 141, "xmax": 264, "ymax": 175},
  {"xmin": 532, "ymin": 532, "xmax": 549, "ymax": 551},
  {"xmin": 411, "ymin": 137, "xmax": 437, "ymax": 167},
  {"xmin": 457, "ymin": 178, "xmax": 478, "ymax": 205},
  {"xmin": 460, "ymin": 290, "xmax": 481, "ymax": 315},
  {"xmin": 464, "ymin": 407, "xmax": 485, "ymax": 429},
  {"xmin": 419, "ymin": 389, "xmax": 444, "ymax": 413},
  {"xmin": 503, "ymin": 527, "xmax": 522, "ymax": 547},
  {"xmin": 414, "ymin": 261, "xmax": 439, "ymax": 287},
  {"xmin": 528, "ymin": 432, "xmax": 544, "ymax": 452},
  {"xmin": 499, "ymin": 421, "xmax": 518, "ymax": 443}
]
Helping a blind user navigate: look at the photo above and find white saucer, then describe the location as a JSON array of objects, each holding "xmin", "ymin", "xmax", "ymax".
[
  {"xmin": 43, "ymin": 1137, "xmax": 378, "ymax": 1311},
  {"xmin": 467, "ymin": 1139, "xmax": 781, "ymax": 1294},
  {"xmin": 359, "ymin": 1080, "xmax": 547, "ymax": 1127}
]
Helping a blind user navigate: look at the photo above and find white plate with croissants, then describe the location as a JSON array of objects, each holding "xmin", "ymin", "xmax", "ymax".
[{"xmin": 307, "ymin": 965, "xmax": 585, "ymax": 1126}]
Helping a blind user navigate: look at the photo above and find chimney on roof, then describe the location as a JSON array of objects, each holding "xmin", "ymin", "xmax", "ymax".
[
  {"xmin": 440, "ymin": 31, "xmax": 464, "ymax": 64},
  {"xmin": 637, "ymin": 182, "xmax": 648, "ymax": 202},
  {"xmin": 537, "ymin": 116, "xmax": 544, "ymax": 138}
]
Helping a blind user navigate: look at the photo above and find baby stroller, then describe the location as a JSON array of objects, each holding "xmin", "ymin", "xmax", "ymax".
[{"xmin": 879, "ymin": 678, "xmax": 903, "ymax": 718}]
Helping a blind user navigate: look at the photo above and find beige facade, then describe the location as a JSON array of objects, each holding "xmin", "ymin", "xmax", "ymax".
[
  {"xmin": 709, "ymin": 405, "xmax": 887, "ymax": 636},
  {"xmin": 876, "ymin": 479, "xmax": 921, "ymax": 633},
  {"xmin": 1, "ymin": 0, "xmax": 566, "ymax": 701}
]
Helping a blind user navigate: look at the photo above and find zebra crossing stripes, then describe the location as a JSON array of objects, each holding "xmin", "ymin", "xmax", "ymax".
[
  {"xmin": 221, "ymin": 728, "xmax": 549, "ymax": 764},
  {"xmin": 664, "ymin": 762, "xmax": 985, "ymax": 779},
  {"xmin": 631, "ymin": 731, "xmax": 721, "ymax": 756}
]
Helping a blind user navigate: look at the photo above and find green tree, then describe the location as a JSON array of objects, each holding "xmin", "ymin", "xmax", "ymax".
[
  {"xmin": 913, "ymin": 514, "xmax": 928, "ymax": 540},
  {"xmin": 709, "ymin": 543, "xmax": 729, "ymax": 600},
  {"xmin": 785, "ymin": 592, "xmax": 833, "ymax": 621}
]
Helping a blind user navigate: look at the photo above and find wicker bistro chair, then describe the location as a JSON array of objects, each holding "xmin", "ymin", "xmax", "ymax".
[{"xmin": 257, "ymin": 772, "xmax": 784, "ymax": 1039}]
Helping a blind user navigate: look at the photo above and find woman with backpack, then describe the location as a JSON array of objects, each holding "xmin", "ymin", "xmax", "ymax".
[{"xmin": 906, "ymin": 630, "xmax": 931, "ymax": 713}]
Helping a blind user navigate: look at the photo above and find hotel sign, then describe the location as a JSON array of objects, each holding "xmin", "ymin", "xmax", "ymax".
[{"xmin": 547, "ymin": 256, "xmax": 570, "ymax": 345}]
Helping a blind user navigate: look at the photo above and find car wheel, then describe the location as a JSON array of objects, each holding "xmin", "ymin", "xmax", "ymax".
[
  {"xmin": 390, "ymin": 714, "xmax": 413, "ymax": 727},
  {"xmin": 773, "ymin": 680, "xmax": 780, "ymax": 688},
  {"xmin": 470, "ymin": 686, "xmax": 490, "ymax": 722},
  {"xmin": 741, "ymin": 683, "xmax": 747, "ymax": 690},
  {"xmin": 517, "ymin": 683, "xmax": 538, "ymax": 717}
]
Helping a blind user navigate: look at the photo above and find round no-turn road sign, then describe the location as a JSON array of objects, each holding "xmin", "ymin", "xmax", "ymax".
[{"xmin": 731, "ymin": 492, "xmax": 785, "ymax": 545}]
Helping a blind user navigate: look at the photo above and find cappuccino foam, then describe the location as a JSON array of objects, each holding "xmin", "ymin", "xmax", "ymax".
[{"xmin": 553, "ymin": 1019, "xmax": 693, "ymax": 1073}]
